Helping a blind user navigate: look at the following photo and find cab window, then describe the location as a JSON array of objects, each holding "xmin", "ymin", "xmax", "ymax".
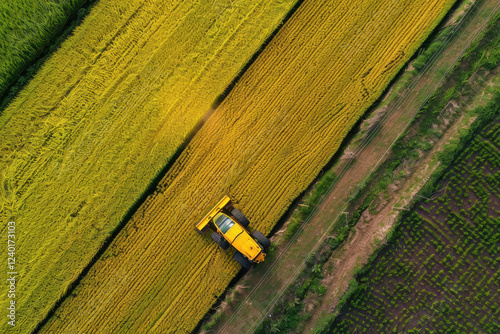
[{"xmin": 214, "ymin": 214, "xmax": 235, "ymax": 234}]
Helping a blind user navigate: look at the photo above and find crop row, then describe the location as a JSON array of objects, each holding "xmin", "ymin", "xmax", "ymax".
[
  {"xmin": 39, "ymin": 0, "xmax": 457, "ymax": 332},
  {"xmin": 328, "ymin": 118, "xmax": 499, "ymax": 333},
  {"xmin": 0, "ymin": 1, "xmax": 299, "ymax": 332}
]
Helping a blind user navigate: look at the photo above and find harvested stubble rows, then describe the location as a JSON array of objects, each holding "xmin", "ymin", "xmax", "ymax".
[
  {"xmin": 0, "ymin": 0, "xmax": 86, "ymax": 97},
  {"xmin": 40, "ymin": 0, "xmax": 456, "ymax": 332},
  {"xmin": 0, "ymin": 0, "xmax": 298, "ymax": 332}
]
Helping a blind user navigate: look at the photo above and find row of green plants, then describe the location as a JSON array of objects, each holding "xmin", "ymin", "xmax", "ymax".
[
  {"xmin": 283, "ymin": 169, "xmax": 338, "ymax": 241},
  {"xmin": 255, "ymin": 269, "xmax": 328, "ymax": 334},
  {"xmin": 324, "ymin": 116, "xmax": 499, "ymax": 333}
]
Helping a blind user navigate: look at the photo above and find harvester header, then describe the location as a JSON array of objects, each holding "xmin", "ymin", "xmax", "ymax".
[{"xmin": 195, "ymin": 195, "xmax": 232, "ymax": 234}]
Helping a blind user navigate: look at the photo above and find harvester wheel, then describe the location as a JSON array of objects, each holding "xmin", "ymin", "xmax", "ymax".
[
  {"xmin": 252, "ymin": 231, "xmax": 271, "ymax": 250},
  {"xmin": 211, "ymin": 232, "xmax": 229, "ymax": 250},
  {"xmin": 231, "ymin": 208, "xmax": 250, "ymax": 227},
  {"xmin": 234, "ymin": 251, "xmax": 252, "ymax": 270}
]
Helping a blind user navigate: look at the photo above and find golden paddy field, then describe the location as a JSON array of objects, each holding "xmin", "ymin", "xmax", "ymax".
[
  {"xmin": 0, "ymin": 0, "xmax": 298, "ymax": 331},
  {"xmin": 39, "ymin": 0, "xmax": 456, "ymax": 332}
]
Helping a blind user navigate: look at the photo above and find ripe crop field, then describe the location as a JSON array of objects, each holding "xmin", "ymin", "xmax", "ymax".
[
  {"xmin": 327, "ymin": 118, "xmax": 500, "ymax": 333},
  {"xmin": 0, "ymin": 0, "xmax": 87, "ymax": 97},
  {"xmin": 40, "ymin": 0, "xmax": 457, "ymax": 332},
  {"xmin": 0, "ymin": 0, "xmax": 298, "ymax": 332}
]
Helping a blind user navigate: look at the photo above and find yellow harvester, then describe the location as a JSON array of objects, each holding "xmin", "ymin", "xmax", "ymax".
[{"xmin": 195, "ymin": 196, "xmax": 270, "ymax": 269}]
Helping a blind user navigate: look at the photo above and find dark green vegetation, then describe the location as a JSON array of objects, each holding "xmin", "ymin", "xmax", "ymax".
[
  {"xmin": 326, "ymin": 116, "xmax": 499, "ymax": 333},
  {"xmin": 255, "ymin": 267, "xmax": 328, "ymax": 334},
  {"xmin": 0, "ymin": 0, "xmax": 91, "ymax": 105}
]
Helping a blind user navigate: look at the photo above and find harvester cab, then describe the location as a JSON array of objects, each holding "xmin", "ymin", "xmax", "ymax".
[{"xmin": 194, "ymin": 196, "xmax": 271, "ymax": 269}]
